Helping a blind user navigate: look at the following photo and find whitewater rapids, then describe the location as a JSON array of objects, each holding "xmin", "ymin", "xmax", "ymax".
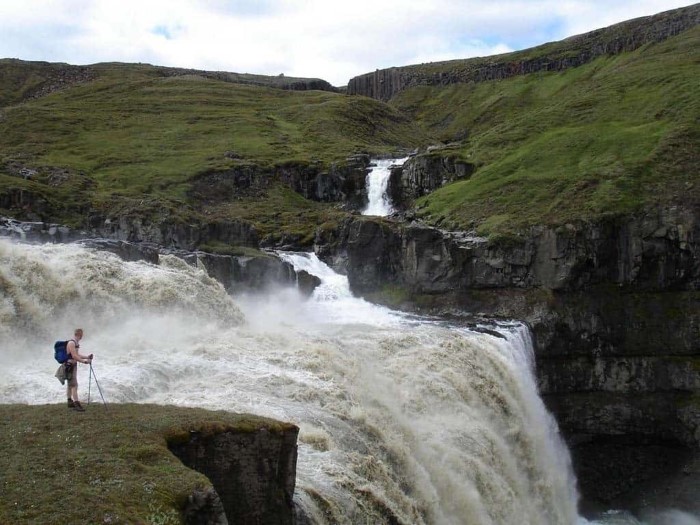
[{"xmin": 0, "ymin": 238, "xmax": 582, "ymax": 524}]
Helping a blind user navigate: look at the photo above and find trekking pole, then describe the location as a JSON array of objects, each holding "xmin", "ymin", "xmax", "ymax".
[
  {"xmin": 89, "ymin": 363, "xmax": 108, "ymax": 410},
  {"xmin": 88, "ymin": 363, "xmax": 92, "ymax": 406}
]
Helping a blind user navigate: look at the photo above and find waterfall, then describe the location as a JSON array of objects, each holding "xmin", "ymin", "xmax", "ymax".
[
  {"xmin": 362, "ymin": 157, "xmax": 408, "ymax": 216},
  {"xmin": 1, "ymin": 238, "xmax": 583, "ymax": 524}
]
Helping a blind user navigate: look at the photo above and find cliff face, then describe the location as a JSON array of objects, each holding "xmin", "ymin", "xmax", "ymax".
[
  {"xmin": 346, "ymin": 4, "xmax": 700, "ymax": 101},
  {"xmin": 0, "ymin": 217, "xmax": 319, "ymax": 295},
  {"xmin": 317, "ymin": 205, "xmax": 699, "ymax": 293},
  {"xmin": 387, "ymin": 154, "xmax": 474, "ymax": 208},
  {"xmin": 169, "ymin": 426, "xmax": 300, "ymax": 525},
  {"xmin": 189, "ymin": 156, "xmax": 370, "ymax": 209},
  {"xmin": 315, "ymin": 206, "xmax": 700, "ymax": 508}
]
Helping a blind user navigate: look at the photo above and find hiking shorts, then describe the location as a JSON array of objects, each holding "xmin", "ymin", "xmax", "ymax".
[{"xmin": 65, "ymin": 363, "xmax": 77, "ymax": 387}]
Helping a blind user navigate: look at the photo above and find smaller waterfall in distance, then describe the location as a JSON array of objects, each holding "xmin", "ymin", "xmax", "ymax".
[{"xmin": 362, "ymin": 158, "xmax": 408, "ymax": 216}]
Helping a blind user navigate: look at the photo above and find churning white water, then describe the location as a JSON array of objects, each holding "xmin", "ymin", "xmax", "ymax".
[
  {"xmin": 1, "ymin": 238, "xmax": 583, "ymax": 524},
  {"xmin": 363, "ymin": 157, "xmax": 408, "ymax": 216}
]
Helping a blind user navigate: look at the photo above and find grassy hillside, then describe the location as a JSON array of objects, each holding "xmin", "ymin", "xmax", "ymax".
[
  {"xmin": 391, "ymin": 25, "xmax": 699, "ymax": 235},
  {"xmin": 0, "ymin": 59, "xmax": 337, "ymax": 107},
  {"xmin": 0, "ymin": 62, "xmax": 429, "ymax": 233},
  {"xmin": 0, "ymin": 403, "xmax": 293, "ymax": 525},
  {"xmin": 1, "ymin": 12, "xmax": 697, "ymax": 241}
]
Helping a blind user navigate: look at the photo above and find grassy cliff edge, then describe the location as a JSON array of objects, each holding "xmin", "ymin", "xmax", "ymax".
[{"xmin": 0, "ymin": 404, "xmax": 296, "ymax": 524}]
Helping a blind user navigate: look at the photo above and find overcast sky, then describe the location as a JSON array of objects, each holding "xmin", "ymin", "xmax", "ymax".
[{"xmin": 0, "ymin": 0, "xmax": 695, "ymax": 86}]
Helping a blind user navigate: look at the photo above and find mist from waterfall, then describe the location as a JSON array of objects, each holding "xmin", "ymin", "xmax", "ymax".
[
  {"xmin": 362, "ymin": 157, "xmax": 408, "ymax": 216},
  {"xmin": 5, "ymin": 238, "xmax": 689, "ymax": 524}
]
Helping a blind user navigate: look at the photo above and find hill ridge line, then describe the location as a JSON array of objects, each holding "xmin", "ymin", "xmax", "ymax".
[{"xmin": 346, "ymin": 3, "xmax": 700, "ymax": 101}]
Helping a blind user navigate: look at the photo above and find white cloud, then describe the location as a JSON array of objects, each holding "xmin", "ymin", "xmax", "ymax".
[{"xmin": 0, "ymin": 0, "xmax": 695, "ymax": 85}]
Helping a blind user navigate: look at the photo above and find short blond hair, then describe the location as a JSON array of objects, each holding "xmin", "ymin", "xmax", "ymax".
[{"xmin": 74, "ymin": 328, "xmax": 83, "ymax": 337}]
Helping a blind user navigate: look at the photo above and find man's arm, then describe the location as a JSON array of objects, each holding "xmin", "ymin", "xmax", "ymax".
[{"xmin": 67, "ymin": 341, "xmax": 92, "ymax": 364}]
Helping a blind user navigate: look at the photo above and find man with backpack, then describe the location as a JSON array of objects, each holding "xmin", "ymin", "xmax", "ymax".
[{"xmin": 64, "ymin": 328, "xmax": 93, "ymax": 412}]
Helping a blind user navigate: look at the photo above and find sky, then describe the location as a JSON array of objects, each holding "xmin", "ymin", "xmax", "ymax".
[{"xmin": 0, "ymin": 0, "xmax": 696, "ymax": 86}]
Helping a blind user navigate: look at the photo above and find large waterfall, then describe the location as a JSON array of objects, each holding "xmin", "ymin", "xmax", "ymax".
[{"xmin": 1, "ymin": 238, "xmax": 586, "ymax": 524}]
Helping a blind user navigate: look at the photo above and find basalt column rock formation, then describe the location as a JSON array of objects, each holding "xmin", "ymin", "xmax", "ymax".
[{"xmin": 347, "ymin": 4, "xmax": 700, "ymax": 101}]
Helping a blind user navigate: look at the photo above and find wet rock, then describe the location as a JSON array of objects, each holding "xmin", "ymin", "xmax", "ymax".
[
  {"xmin": 195, "ymin": 252, "xmax": 297, "ymax": 293},
  {"xmin": 296, "ymin": 270, "xmax": 322, "ymax": 297},
  {"xmin": 388, "ymin": 154, "xmax": 473, "ymax": 209}
]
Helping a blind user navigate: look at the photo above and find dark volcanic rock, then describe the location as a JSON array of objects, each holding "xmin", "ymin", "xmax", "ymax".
[
  {"xmin": 80, "ymin": 239, "xmax": 160, "ymax": 264},
  {"xmin": 195, "ymin": 251, "xmax": 298, "ymax": 293},
  {"xmin": 87, "ymin": 214, "xmax": 260, "ymax": 250},
  {"xmin": 387, "ymin": 154, "xmax": 475, "ymax": 209},
  {"xmin": 277, "ymin": 159, "xmax": 370, "ymax": 208},
  {"xmin": 169, "ymin": 425, "xmax": 299, "ymax": 525},
  {"xmin": 189, "ymin": 158, "xmax": 370, "ymax": 209},
  {"xmin": 182, "ymin": 487, "xmax": 228, "ymax": 525},
  {"xmin": 296, "ymin": 270, "xmax": 322, "ymax": 297}
]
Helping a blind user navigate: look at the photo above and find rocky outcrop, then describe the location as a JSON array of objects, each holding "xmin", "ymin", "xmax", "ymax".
[
  {"xmin": 0, "ymin": 217, "xmax": 319, "ymax": 295},
  {"xmin": 189, "ymin": 156, "xmax": 371, "ymax": 209},
  {"xmin": 276, "ymin": 157, "xmax": 370, "ymax": 207},
  {"xmin": 169, "ymin": 425, "xmax": 300, "ymax": 525},
  {"xmin": 347, "ymin": 4, "xmax": 700, "ymax": 101},
  {"xmin": 181, "ymin": 488, "xmax": 228, "ymax": 525},
  {"xmin": 319, "ymin": 206, "xmax": 699, "ymax": 292},
  {"xmin": 387, "ymin": 154, "xmax": 475, "ymax": 209},
  {"xmin": 315, "ymin": 207, "xmax": 700, "ymax": 509},
  {"xmin": 159, "ymin": 68, "xmax": 338, "ymax": 93},
  {"xmin": 88, "ymin": 214, "xmax": 260, "ymax": 250},
  {"xmin": 195, "ymin": 251, "xmax": 299, "ymax": 293}
]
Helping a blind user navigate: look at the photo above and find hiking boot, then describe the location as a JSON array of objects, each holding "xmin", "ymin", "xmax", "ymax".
[
  {"xmin": 72, "ymin": 401, "xmax": 85, "ymax": 412},
  {"xmin": 67, "ymin": 398, "xmax": 75, "ymax": 408}
]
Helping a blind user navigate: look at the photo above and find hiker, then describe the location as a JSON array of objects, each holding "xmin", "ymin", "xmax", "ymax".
[{"xmin": 65, "ymin": 328, "xmax": 93, "ymax": 412}]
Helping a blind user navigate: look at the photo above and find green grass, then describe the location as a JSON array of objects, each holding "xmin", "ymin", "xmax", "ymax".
[
  {"xmin": 1, "ymin": 22, "xmax": 697, "ymax": 240},
  {"xmin": 0, "ymin": 65, "xmax": 428, "ymax": 236},
  {"xmin": 0, "ymin": 73, "xmax": 425, "ymax": 191},
  {"xmin": 392, "ymin": 27, "xmax": 700, "ymax": 235},
  {"xmin": 0, "ymin": 403, "xmax": 295, "ymax": 525}
]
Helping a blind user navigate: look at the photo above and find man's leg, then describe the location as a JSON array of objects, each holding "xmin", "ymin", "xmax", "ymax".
[
  {"xmin": 66, "ymin": 364, "xmax": 83, "ymax": 410},
  {"xmin": 66, "ymin": 383, "xmax": 74, "ymax": 407}
]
